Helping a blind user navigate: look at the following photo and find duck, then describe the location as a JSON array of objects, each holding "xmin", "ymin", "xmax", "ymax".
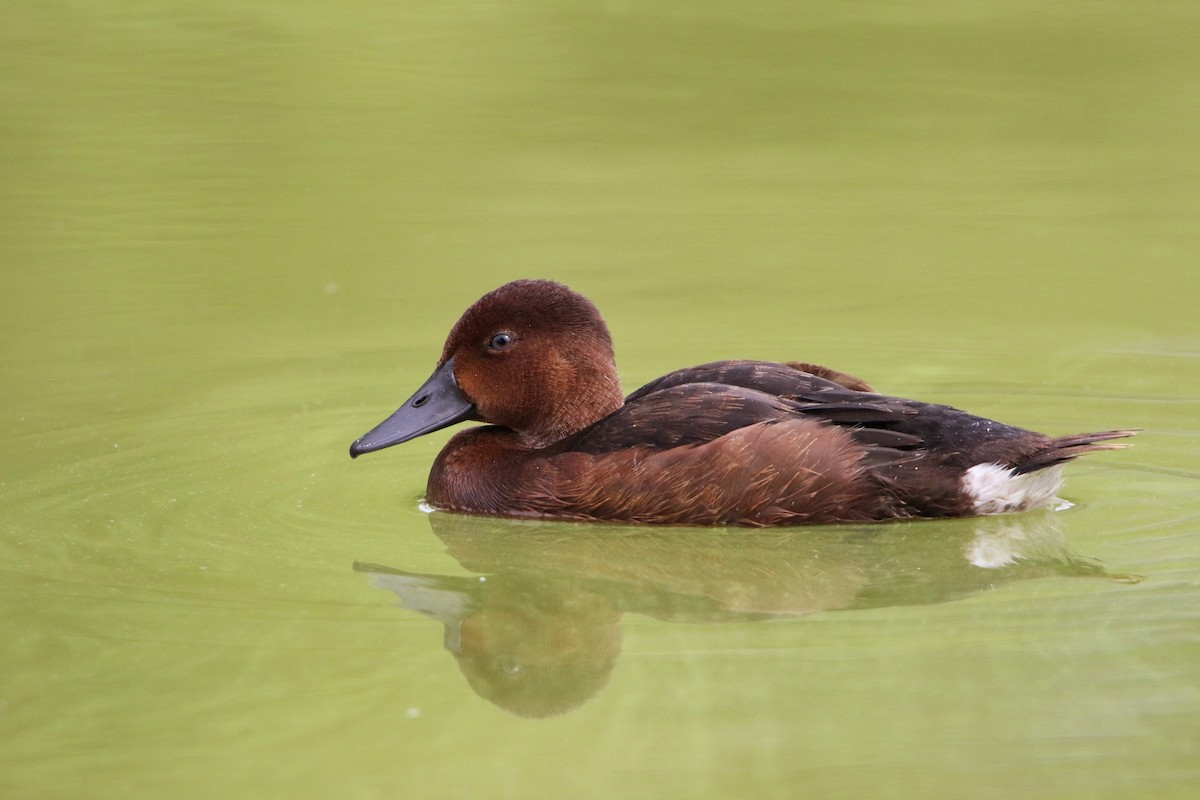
[{"xmin": 349, "ymin": 279, "xmax": 1135, "ymax": 526}]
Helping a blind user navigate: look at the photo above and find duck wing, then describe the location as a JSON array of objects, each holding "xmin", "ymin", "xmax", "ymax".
[
  {"xmin": 624, "ymin": 360, "xmax": 873, "ymax": 402},
  {"xmin": 573, "ymin": 359, "xmax": 1063, "ymax": 471},
  {"xmin": 634, "ymin": 360, "xmax": 1081, "ymax": 463},
  {"xmin": 561, "ymin": 377, "xmax": 926, "ymax": 468},
  {"xmin": 560, "ymin": 382, "xmax": 809, "ymax": 454}
]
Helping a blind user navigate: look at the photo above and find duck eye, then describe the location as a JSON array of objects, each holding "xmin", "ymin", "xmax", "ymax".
[{"xmin": 486, "ymin": 332, "xmax": 515, "ymax": 351}]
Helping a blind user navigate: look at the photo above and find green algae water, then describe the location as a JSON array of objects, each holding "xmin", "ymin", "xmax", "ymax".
[{"xmin": 3, "ymin": 2, "xmax": 1199, "ymax": 798}]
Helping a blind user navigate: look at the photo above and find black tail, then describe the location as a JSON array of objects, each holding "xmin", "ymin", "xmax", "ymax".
[{"xmin": 1013, "ymin": 429, "xmax": 1138, "ymax": 475}]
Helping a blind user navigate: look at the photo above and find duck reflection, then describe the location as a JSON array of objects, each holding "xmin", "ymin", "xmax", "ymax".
[{"xmin": 356, "ymin": 512, "xmax": 1132, "ymax": 718}]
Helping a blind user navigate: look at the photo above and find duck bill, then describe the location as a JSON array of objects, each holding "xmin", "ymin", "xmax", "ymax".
[{"xmin": 349, "ymin": 358, "xmax": 475, "ymax": 458}]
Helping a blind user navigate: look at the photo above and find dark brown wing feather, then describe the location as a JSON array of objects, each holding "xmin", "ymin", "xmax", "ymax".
[
  {"xmin": 785, "ymin": 362, "xmax": 875, "ymax": 392},
  {"xmin": 624, "ymin": 360, "xmax": 868, "ymax": 404},
  {"xmin": 578, "ymin": 361, "xmax": 1015, "ymax": 467},
  {"xmin": 562, "ymin": 380, "xmax": 926, "ymax": 464},
  {"xmin": 560, "ymin": 383, "xmax": 796, "ymax": 454},
  {"xmin": 619, "ymin": 360, "xmax": 944, "ymax": 456}
]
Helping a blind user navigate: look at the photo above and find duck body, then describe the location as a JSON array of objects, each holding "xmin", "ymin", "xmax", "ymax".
[{"xmin": 351, "ymin": 280, "xmax": 1133, "ymax": 527}]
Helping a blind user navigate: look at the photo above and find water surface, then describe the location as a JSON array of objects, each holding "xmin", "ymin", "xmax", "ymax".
[{"xmin": 2, "ymin": 2, "xmax": 1198, "ymax": 799}]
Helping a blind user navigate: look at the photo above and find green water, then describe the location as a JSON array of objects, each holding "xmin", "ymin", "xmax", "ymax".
[{"xmin": 3, "ymin": 2, "xmax": 1198, "ymax": 798}]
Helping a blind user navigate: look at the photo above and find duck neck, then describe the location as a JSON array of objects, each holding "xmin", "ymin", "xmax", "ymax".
[{"xmin": 523, "ymin": 359, "xmax": 624, "ymax": 448}]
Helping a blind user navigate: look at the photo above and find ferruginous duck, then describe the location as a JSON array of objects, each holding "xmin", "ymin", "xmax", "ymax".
[{"xmin": 350, "ymin": 280, "xmax": 1134, "ymax": 526}]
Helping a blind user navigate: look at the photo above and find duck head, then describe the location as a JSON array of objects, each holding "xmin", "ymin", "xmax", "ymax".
[{"xmin": 350, "ymin": 279, "xmax": 624, "ymax": 456}]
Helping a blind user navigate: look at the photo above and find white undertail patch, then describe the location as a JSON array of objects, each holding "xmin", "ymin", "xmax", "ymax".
[{"xmin": 961, "ymin": 463, "xmax": 1066, "ymax": 515}]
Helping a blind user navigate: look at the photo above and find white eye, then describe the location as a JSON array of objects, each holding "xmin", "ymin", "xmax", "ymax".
[{"xmin": 486, "ymin": 332, "xmax": 515, "ymax": 350}]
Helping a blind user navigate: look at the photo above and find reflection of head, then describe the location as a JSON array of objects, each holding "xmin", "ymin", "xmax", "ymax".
[
  {"xmin": 449, "ymin": 587, "xmax": 622, "ymax": 718},
  {"xmin": 360, "ymin": 565, "xmax": 625, "ymax": 718}
]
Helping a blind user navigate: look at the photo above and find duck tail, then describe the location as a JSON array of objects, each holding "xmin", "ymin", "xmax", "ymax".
[{"xmin": 1012, "ymin": 429, "xmax": 1139, "ymax": 475}]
